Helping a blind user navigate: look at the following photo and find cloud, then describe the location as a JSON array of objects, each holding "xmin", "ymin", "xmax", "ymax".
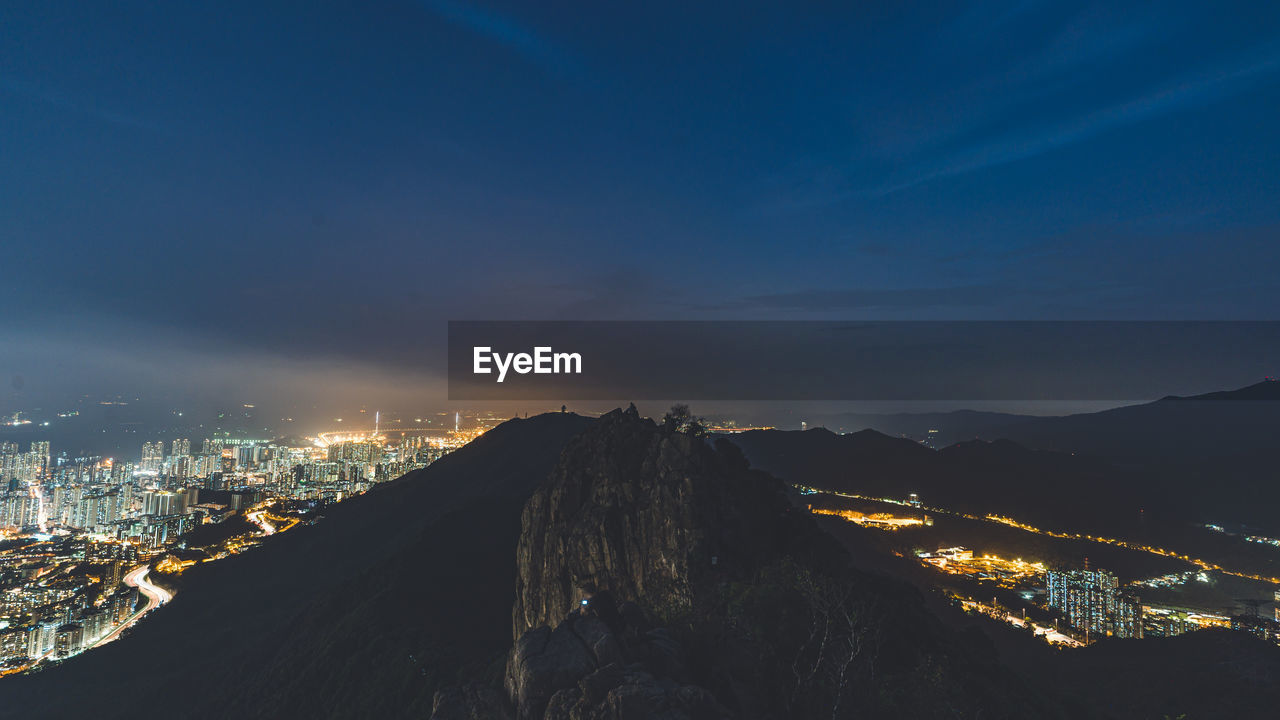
[
  {"xmin": 0, "ymin": 76, "xmax": 163, "ymax": 133},
  {"xmin": 872, "ymin": 42, "xmax": 1280, "ymax": 195},
  {"xmin": 422, "ymin": 0, "xmax": 583, "ymax": 78},
  {"xmin": 0, "ymin": 318, "xmax": 447, "ymax": 422},
  {"xmin": 744, "ymin": 285, "xmax": 1016, "ymax": 311},
  {"xmin": 873, "ymin": 6, "xmax": 1157, "ymax": 161}
]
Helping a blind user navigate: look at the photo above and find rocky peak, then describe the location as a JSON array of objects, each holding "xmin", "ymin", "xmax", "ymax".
[
  {"xmin": 502, "ymin": 599, "xmax": 727, "ymax": 720},
  {"xmin": 511, "ymin": 405, "xmax": 804, "ymax": 640}
]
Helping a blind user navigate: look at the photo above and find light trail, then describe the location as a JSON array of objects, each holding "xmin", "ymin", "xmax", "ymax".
[
  {"xmin": 28, "ymin": 483, "xmax": 48, "ymax": 534},
  {"xmin": 799, "ymin": 486, "xmax": 1280, "ymax": 587},
  {"xmin": 92, "ymin": 565, "xmax": 172, "ymax": 649},
  {"xmin": 247, "ymin": 509, "xmax": 275, "ymax": 535},
  {"xmin": 959, "ymin": 599, "xmax": 1082, "ymax": 647},
  {"xmin": 127, "ymin": 565, "xmax": 172, "ymax": 611}
]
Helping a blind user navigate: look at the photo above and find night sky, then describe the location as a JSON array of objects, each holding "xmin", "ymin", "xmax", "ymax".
[{"xmin": 3, "ymin": 2, "xmax": 1279, "ymax": 415}]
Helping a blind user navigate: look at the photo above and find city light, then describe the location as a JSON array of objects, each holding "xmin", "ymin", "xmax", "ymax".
[
  {"xmin": 803, "ymin": 486, "xmax": 1280, "ymax": 648},
  {"xmin": 0, "ymin": 414, "xmax": 501, "ymax": 673}
]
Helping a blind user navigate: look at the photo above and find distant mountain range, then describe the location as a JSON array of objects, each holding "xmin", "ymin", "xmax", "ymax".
[
  {"xmin": 786, "ymin": 380, "xmax": 1280, "ymax": 531},
  {"xmin": 808, "ymin": 379, "xmax": 1280, "ymax": 447}
]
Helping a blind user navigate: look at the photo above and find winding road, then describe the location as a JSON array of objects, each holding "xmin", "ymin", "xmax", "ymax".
[
  {"xmin": 246, "ymin": 509, "xmax": 275, "ymax": 535},
  {"xmin": 92, "ymin": 565, "xmax": 172, "ymax": 647}
]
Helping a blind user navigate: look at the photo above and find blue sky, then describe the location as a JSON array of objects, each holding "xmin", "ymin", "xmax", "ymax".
[{"xmin": 2, "ymin": 1, "xmax": 1278, "ymax": 409}]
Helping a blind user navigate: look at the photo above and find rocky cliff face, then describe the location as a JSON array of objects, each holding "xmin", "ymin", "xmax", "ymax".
[
  {"xmin": 512, "ymin": 405, "xmax": 810, "ymax": 640},
  {"xmin": 502, "ymin": 608, "xmax": 727, "ymax": 720}
]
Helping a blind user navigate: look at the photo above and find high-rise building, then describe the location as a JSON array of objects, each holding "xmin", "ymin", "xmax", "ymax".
[
  {"xmin": 140, "ymin": 442, "xmax": 164, "ymax": 473},
  {"xmin": 54, "ymin": 623, "xmax": 83, "ymax": 658},
  {"xmin": 1046, "ymin": 568, "xmax": 1141, "ymax": 641},
  {"xmin": 30, "ymin": 441, "xmax": 50, "ymax": 478},
  {"xmin": 0, "ymin": 492, "xmax": 34, "ymax": 530},
  {"xmin": 142, "ymin": 490, "xmax": 187, "ymax": 517},
  {"xmin": 1115, "ymin": 593, "xmax": 1143, "ymax": 639},
  {"xmin": 0, "ymin": 442, "xmax": 18, "ymax": 489}
]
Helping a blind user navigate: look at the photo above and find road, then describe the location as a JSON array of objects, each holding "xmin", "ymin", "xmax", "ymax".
[
  {"xmin": 28, "ymin": 483, "xmax": 48, "ymax": 534},
  {"xmin": 247, "ymin": 509, "xmax": 275, "ymax": 535},
  {"xmin": 802, "ymin": 486, "xmax": 1280, "ymax": 585},
  {"xmin": 1005, "ymin": 612, "xmax": 1082, "ymax": 646},
  {"xmin": 92, "ymin": 565, "xmax": 172, "ymax": 648},
  {"xmin": 127, "ymin": 564, "xmax": 173, "ymax": 610}
]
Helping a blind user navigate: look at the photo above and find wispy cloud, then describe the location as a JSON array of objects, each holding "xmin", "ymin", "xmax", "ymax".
[
  {"xmin": 744, "ymin": 285, "xmax": 1015, "ymax": 311},
  {"xmin": 0, "ymin": 76, "xmax": 163, "ymax": 133},
  {"xmin": 855, "ymin": 6, "xmax": 1155, "ymax": 163},
  {"xmin": 423, "ymin": 0, "xmax": 583, "ymax": 78},
  {"xmin": 872, "ymin": 43, "xmax": 1280, "ymax": 195}
]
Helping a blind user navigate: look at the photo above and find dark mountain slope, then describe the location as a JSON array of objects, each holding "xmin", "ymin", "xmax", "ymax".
[
  {"xmin": 1050, "ymin": 629, "xmax": 1280, "ymax": 719},
  {"xmin": 728, "ymin": 425, "xmax": 1280, "ymax": 578},
  {"xmin": 1162, "ymin": 379, "xmax": 1280, "ymax": 402},
  {"xmin": 796, "ymin": 381, "xmax": 1280, "ymax": 529},
  {"xmin": 987, "ymin": 380, "xmax": 1280, "ymax": 465},
  {"xmin": 223, "ymin": 497, "xmax": 529, "ymax": 719},
  {"xmin": 983, "ymin": 381, "xmax": 1280, "ymax": 528},
  {"xmin": 797, "ymin": 409, "xmax": 1033, "ymax": 447},
  {"xmin": 731, "ymin": 427, "xmax": 1137, "ymax": 535},
  {"xmin": 0, "ymin": 411, "xmax": 594, "ymax": 720}
]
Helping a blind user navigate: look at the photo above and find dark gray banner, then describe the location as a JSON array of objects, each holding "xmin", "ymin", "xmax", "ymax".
[{"xmin": 447, "ymin": 321, "xmax": 1279, "ymax": 401}]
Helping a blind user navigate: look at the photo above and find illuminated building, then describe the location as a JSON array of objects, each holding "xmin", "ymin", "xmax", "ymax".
[
  {"xmin": 0, "ymin": 423, "xmax": 460, "ymax": 672},
  {"xmin": 0, "ymin": 442, "xmax": 18, "ymax": 491},
  {"xmin": 933, "ymin": 547, "xmax": 973, "ymax": 561},
  {"xmin": 0, "ymin": 492, "xmax": 35, "ymax": 530},
  {"xmin": 1046, "ymin": 568, "xmax": 1142, "ymax": 641},
  {"xmin": 140, "ymin": 442, "xmax": 164, "ymax": 473},
  {"xmin": 53, "ymin": 623, "xmax": 83, "ymax": 658},
  {"xmin": 1115, "ymin": 593, "xmax": 1143, "ymax": 639},
  {"xmin": 31, "ymin": 441, "xmax": 50, "ymax": 478},
  {"xmin": 1230, "ymin": 614, "xmax": 1280, "ymax": 643},
  {"xmin": 1143, "ymin": 608, "xmax": 1195, "ymax": 638},
  {"xmin": 142, "ymin": 490, "xmax": 187, "ymax": 517},
  {"xmin": 26, "ymin": 622, "xmax": 56, "ymax": 659},
  {"xmin": 0, "ymin": 627, "xmax": 28, "ymax": 661}
]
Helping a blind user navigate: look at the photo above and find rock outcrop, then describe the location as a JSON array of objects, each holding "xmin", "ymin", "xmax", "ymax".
[
  {"xmin": 504, "ymin": 601, "xmax": 726, "ymax": 720},
  {"xmin": 431, "ymin": 683, "xmax": 512, "ymax": 720},
  {"xmin": 512, "ymin": 405, "xmax": 813, "ymax": 640}
]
